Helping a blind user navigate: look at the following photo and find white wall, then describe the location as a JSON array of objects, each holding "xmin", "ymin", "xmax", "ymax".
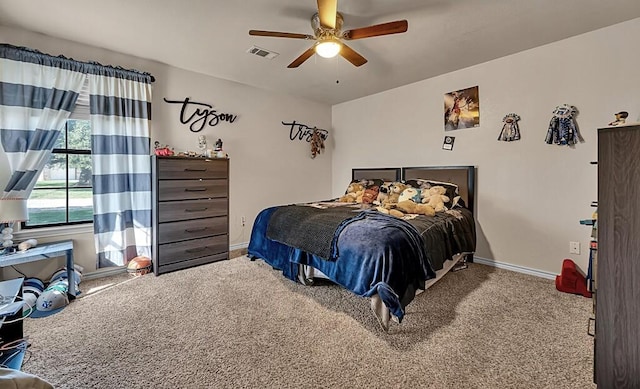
[
  {"xmin": 1, "ymin": 26, "xmax": 333, "ymax": 279},
  {"xmin": 332, "ymin": 18, "xmax": 640, "ymax": 275}
]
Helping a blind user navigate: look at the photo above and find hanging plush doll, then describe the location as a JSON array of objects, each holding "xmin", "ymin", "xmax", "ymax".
[
  {"xmin": 310, "ymin": 129, "xmax": 325, "ymax": 159},
  {"xmin": 497, "ymin": 113, "xmax": 521, "ymax": 141},
  {"xmin": 545, "ymin": 104, "xmax": 580, "ymax": 146}
]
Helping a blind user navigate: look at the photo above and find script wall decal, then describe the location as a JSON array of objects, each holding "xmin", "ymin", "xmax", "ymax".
[
  {"xmin": 282, "ymin": 120, "xmax": 329, "ymax": 142},
  {"xmin": 164, "ymin": 97, "xmax": 238, "ymax": 132}
]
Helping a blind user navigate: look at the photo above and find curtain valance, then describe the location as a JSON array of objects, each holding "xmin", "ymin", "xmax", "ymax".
[{"xmin": 0, "ymin": 43, "xmax": 154, "ymax": 83}]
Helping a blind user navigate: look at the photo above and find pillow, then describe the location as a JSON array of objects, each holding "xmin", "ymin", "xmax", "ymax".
[{"xmin": 404, "ymin": 179, "xmax": 459, "ymax": 209}]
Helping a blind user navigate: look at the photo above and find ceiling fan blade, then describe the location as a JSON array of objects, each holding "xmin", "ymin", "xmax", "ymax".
[
  {"xmin": 342, "ymin": 20, "xmax": 408, "ymax": 40},
  {"xmin": 317, "ymin": 0, "xmax": 338, "ymax": 28},
  {"xmin": 249, "ymin": 30, "xmax": 314, "ymax": 40},
  {"xmin": 288, "ymin": 46, "xmax": 316, "ymax": 68},
  {"xmin": 340, "ymin": 43, "xmax": 367, "ymax": 67}
]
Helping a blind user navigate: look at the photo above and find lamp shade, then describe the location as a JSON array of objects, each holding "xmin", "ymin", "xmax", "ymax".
[
  {"xmin": 315, "ymin": 39, "xmax": 341, "ymax": 58},
  {"xmin": 0, "ymin": 199, "xmax": 29, "ymax": 223}
]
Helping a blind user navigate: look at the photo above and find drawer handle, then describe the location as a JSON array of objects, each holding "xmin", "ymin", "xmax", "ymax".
[
  {"xmin": 184, "ymin": 168, "xmax": 207, "ymax": 172},
  {"xmin": 185, "ymin": 246, "xmax": 208, "ymax": 253},
  {"xmin": 587, "ymin": 317, "xmax": 595, "ymax": 337},
  {"xmin": 185, "ymin": 227, "xmax": 208, "ymax": 233},
  {"xmin": 185, "ymin": 207, "xmax": 208, "ymax": 212},
  {"xmin": 185, "ymin": 188, "xmax": 207, "ymax": 192}
]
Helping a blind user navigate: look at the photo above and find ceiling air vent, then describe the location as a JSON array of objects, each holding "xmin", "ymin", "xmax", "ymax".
[{"xmin": 246, "ymin": 46, "xmax": 279, "ymax": 60}]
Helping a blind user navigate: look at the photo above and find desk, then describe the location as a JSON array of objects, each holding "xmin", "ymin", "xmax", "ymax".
[
  {"xmin": 0, "ymin": 240, "xmax": 78, "ymax": 298},
  {"xmin": 0, "ymin": 278, "xmax": 25, "ymax": 369}
]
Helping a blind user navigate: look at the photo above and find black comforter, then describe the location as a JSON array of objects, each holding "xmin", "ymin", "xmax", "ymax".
[{"xmin": 248, "ymin": 203, "xmax": 476, "ymax": 321}]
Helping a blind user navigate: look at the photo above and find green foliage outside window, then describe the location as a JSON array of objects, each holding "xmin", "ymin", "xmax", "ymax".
[{"xmin": 25, "ymin": 120, "xmax": 94, "ymax": 227}]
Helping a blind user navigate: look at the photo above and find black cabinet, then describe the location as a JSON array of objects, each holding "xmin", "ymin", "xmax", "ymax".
[{"xmin": 595, "ymin": 124, "xmax": 640, "ymax": 388}]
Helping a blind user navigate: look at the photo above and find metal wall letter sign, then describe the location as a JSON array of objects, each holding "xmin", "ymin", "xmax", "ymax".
[
  {"xmin": 164, "ymin": 97, "xmax": 238, "ymax": 132},
  {"xmin": 282, "ymin": 120, "xmax": 329, "ymax": 142}
]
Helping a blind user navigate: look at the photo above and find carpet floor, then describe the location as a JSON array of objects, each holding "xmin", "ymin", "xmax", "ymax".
[{"xmin": 21, "ymin": 257, "xmax": 595, "ymax": 389}]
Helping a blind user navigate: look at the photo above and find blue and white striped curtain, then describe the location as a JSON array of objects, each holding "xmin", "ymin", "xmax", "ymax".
[
  {"xmin": 89, "ymin": 71, "xmax": 152, "ymax": 267},
  {"xmin": 0, "ymin": 44, "xmax": 86, "ymax": 219}
]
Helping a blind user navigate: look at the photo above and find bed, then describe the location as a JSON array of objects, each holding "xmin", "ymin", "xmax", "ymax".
[{"xmin": 247, "ymin": 166, "xmax": 476, "ymax": 330}]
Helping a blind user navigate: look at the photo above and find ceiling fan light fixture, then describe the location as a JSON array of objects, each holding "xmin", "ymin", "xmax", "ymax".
[{"xmin": 315, "ymin": 39, "xmax": 341, "ymax": 58}]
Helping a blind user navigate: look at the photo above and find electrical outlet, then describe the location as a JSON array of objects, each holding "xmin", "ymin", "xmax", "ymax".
[
  {"xmin": 241, "ymin": 216, "xmax": 246, "ymax": 227},
  {"xmin": 569, "ymin": 241, "xmax": 580, "ymax": 255}
]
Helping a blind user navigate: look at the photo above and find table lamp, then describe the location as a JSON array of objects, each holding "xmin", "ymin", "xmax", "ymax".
[{"xmin": 0, "ymin": 199, "xmax": 28, "ymax": 253}]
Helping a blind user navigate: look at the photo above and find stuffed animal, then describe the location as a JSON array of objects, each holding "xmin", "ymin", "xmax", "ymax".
[
  {"xmin": 396, "ymin": 200, "xmax": 435, "ymax": 217},
  {"xmin": 382, "ymin": 182, "xmax": 409, "ymax": 209},
  {"xmin": 375, "ymin": 206, "xmax": 407, "ymax": 219},
  {"xmin": 398, "ymin": 187, "xmax": 422, "ymax": 203},
  {"xmin": 374, "ymin": 182, "xmax": 392, "ymax": 205},
  {"xmin": 422, "ymin": 186, "xmax": 450, "ymax": 212},
  {"xmin": 339, "ymin": 183, "xmax": 365, "ymax": 203},
  {"xmin": 361, "ymin": 185, "xmax": 379, "ymax": 205}
]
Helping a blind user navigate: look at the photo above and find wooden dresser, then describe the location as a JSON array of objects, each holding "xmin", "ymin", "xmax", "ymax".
[
  {"xmin": 151, "ymin": 156, "xmax": 229, "ymax": 275},
  {"xmin": 595, "ymin": 124, "xmax": 640, "ymax": 388}
]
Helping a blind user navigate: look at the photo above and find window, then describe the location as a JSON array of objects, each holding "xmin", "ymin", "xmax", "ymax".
[{"xmin": 23, "ymin": 119, "xmax": 93, "ymax": 228}]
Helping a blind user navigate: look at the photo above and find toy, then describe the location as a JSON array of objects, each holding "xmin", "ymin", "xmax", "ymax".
[
  {"xmin": 339, "ymin": 183, "xmax": 365, "ymax": 203},
  {"xmin": 213, "ymin": 138, "xmax": 227, "ymax": 158},
  {"xmin": 374, "ymin": 182, "xmax": 392, "ymax": 205},
  {"xmin": 154, "ymin": 141, "xmax": 174, "ymax": 156},
  {"xmin": 396, "ymin": 200, "xmax": 435, "ymax": 217},
  {"xmin": 361, "ymin": 185, "xmax": 379, "ymax": 204},
  {"xmin": 422, "ymin": 186, "xmax": 450, "ymax": 212},
  {"xmin": 608, "ymin": 111, "xmax": 628, "ymax": 126},
  {"xmin": 398, "ymin": 187, "xmax": 421, "ymax": 203},
  {"xmin": 381, "ymin": 182, "xmax": 409, "ymax": 209},
  {"xmin": 375, "ymin": 206, "xmax": 407, "ymax": 219},
  {"xmin": 197, "ymin": 135, "xmax": 207, "ymax": 155},
  {"xmin": 555, "ymin": 258, "xmax": 591, "ymax": 297}
]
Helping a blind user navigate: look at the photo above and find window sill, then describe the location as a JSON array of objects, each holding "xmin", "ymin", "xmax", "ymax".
[{"xmin": 13, "ymin": 223, "xmax": 93, "ymax": 240}]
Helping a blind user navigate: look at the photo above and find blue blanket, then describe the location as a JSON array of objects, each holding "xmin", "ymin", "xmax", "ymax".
[{"xmin": 248, "ymin": 205, "xmax": 475, "ymax": 321}]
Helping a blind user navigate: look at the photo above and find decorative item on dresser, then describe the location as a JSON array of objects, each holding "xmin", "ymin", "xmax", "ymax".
[
  {"xmin": 595, "ymin": 124, "xmax": 640, "ymax": 388},
  {"xmin": 151, "ymin": 156, "xmax": 229, "ymax": 275}
]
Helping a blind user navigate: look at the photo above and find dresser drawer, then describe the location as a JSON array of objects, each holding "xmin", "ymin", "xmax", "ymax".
[
  {"xmin": 159, "ymin": 179, "xmax": 228, "ymax": 201},
  {"xmin": 158, "ymin": 234, "xmax": 228, "ymax": 266},
  {"xmin": 158, "ymin": 158, "xmax": 228, "ymax": 180},
  {"xmin": 158, "ymin": 252, "xmax": 228, "ymax": 274},
  {"xmin": 159, "ymin": 198, "xmax": 227, "ymax": 223},
  {"xmin": 158, "ymin": 216, "xmax": 228, "ymax": 243}
]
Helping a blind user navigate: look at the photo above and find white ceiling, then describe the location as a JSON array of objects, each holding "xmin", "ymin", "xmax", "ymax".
[{"xmin": 1, "ymin": 0, "xmax": 640, "ymax": 105}]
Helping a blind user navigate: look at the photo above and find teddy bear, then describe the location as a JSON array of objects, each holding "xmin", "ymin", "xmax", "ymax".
[
  {"xmin": 361, "ymin": 185, "xmax": 379, "ymax": 205},
  {"xmin": 339, "ymin": 182, "xmax": 365, "ymax": 203},
  {"xmin": 422, "ymin": 185, "xmax": 450, "ymax": 212},
  {"xmin": 381, "ymin": 182, "xmax": 409, "ymax": 209},
  {"xmin": 375, "ymin": 206, "xmax": 407, "ymax": 219},
  {"xmin": 396, "ymin": 200, "xmax": 436, "ymax": 217}
]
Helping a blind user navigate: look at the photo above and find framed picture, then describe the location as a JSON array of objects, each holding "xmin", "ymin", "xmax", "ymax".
[
  {"xmin": 442, "ymin": 136, "xmax": 455, "ymax": 151},
  {"xmin": 444, "ymin": 86, "xmax": 480, "ymax": 131}
]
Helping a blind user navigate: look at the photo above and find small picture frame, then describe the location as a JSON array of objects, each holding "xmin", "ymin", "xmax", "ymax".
[{"xmin": 442, "ymin": 136, "xmax": 455, "ymax": 151}]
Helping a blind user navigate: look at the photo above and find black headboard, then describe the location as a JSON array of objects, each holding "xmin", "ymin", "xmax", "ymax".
[
  {"xmin": 350, "ymin": 165, "xmax": 476, "ymax": 215},
  {"xmin": 352, "ymin": 167, "xmax": 401, "ymax": 182}
]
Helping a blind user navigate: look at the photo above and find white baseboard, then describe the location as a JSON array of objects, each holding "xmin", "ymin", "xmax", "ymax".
[
  {"xmin": 230, "ymin": 242, "xmax": 249, "ymax": 251},
  {"xmin": 83, "ymin": 266, "xmax": 126, "ymax": 281},
  {"xmin": 473, "ymin": 256, "xmax": 556, "ymax": 280}
]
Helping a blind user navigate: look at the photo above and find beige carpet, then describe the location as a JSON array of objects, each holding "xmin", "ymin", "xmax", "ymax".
[{"xmin": 21, "ymin": 257, "xmax": 595, "ymax": 389}]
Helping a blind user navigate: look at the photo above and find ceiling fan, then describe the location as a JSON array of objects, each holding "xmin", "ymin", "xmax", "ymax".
[{"xmin": 249, "ymin": 0, "xmax": 408, "ymax": 68}]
